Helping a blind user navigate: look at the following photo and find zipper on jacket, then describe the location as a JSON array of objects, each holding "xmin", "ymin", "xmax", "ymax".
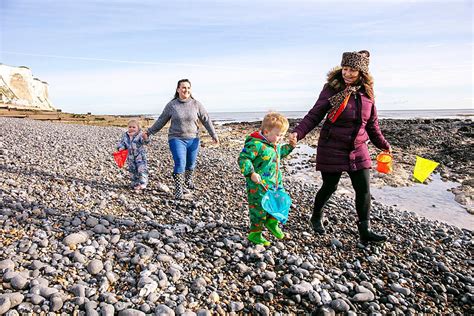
[{"xmin": 350, "ymin": 93, "xmax": 363, "ymax": 150}]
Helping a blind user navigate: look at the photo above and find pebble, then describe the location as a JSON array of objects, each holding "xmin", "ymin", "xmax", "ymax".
[
  {"xmin": 330, "ymin": 299, "xmax": 350, "ymax": 312},
  {"xmin": 87, "ymin": 259, "xmax": 104, "ymax": 275}
]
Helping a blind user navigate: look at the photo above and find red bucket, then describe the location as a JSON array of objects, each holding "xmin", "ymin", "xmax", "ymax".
[
  {"xmin": 376, "ymin": 152, "xmax": 392, "ymax": 174},
  {"xmin": 113, "ymin": 149, "xmax": 128, "ymax": 168}
]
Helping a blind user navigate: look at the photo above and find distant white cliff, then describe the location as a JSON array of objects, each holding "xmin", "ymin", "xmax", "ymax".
[{"xmin": 0, "ymin": 64, "xmax": 56, "ymax": 111}]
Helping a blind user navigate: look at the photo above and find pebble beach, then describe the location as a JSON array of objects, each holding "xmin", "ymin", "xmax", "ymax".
[{"xmin": 0, "ymin": 116, "xmax": 473, "ymax": 315}]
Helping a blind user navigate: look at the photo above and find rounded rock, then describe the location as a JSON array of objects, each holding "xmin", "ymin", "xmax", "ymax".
[{"xmin": 87, "ymin": 259, "xmax": 104, "ymax": 275}]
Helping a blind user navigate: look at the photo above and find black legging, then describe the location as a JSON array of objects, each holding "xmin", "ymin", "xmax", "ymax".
[{"xmin": 313, "ymin": 169, "xmax": 371, "ymax": 221}]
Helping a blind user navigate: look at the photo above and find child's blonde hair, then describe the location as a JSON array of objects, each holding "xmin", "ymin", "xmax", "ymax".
[
  {"xmin": 261, "ymin": 112, "xmax": 289, "ymax": 132},
  {"xmin": 128, "ymin": 119, "xmax": 141, "ymax": 129}
]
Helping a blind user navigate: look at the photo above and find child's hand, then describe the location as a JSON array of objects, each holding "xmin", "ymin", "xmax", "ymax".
[
  {"xmin": 289, "ymin": 132, "xmax": 298, "ymax": 147},
  {"xmin": 250, "ymin": 172, "xmax": 262, "ymax": 184},
  {"xmin": 289, "ymin": 138, "xmax": 297, "ymax": 147}
]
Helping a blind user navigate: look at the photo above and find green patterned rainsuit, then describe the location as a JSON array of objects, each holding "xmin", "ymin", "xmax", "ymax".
[{"xmin": 238, "ymin": 131, "xmax": 294, "ymax": 231}]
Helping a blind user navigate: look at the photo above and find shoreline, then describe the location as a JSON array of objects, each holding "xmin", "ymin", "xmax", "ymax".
[{"xmin": 0, "ymin": 117, "xmax": 472, "ymax": 314}]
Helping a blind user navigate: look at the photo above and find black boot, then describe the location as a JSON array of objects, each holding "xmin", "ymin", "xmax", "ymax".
[
  {"xmin": 184, "ymin": 170, "xmax": 195, "ymax": 189},
  {"xmin": 357, "ymin": 220, "xmax": 387, "ymax": 244},
  {"xmin": 172, "ymin": 173, "xmax": 184, "ymax": 199},
  {"xmin": 310, "ymin": 208, "xmax": 326, "ymax": 235}
]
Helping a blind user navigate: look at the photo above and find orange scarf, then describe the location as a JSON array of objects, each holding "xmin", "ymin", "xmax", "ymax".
[{"xmin": 327, "ymin": 85, "xmax": 360, "ymax": 123}]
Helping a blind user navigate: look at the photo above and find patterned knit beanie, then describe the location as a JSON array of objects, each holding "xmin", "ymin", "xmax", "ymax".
[{"xmin": 341, "ymin": 50, "xmax": 370, "ymax": 73}]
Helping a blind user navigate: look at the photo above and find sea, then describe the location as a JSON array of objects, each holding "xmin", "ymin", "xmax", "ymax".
[{"xmin": 151, "ymin": 109, "xmax": 473, "ymax": 124}]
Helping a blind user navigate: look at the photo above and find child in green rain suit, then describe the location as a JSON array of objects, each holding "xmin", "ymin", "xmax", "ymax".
[{"xmin": 238, "ymin": 112, "xmax": 296, "ymax": 246}]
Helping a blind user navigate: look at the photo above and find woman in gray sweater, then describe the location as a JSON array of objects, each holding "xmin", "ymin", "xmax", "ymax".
[{"xmin": 145, "ymin": 79, "xmax": 219, "ymax": 199}]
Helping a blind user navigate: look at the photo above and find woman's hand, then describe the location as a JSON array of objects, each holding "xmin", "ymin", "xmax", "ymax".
[
  {"xmin": 213, "ymin": 137, "xmax": 220, "ymax": 145},
  {"xmin": 250, "ymin": 172, "xmax": 262, "ymax": 184},
  {"xmin": 289, "ymin": 132, "xmax": 298, "ymax": 147},
  {"xmin": 142, "ymin": 131, "xmax": 149, "ymax": 140}
]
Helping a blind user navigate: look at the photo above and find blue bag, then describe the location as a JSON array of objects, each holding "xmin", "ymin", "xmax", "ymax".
[{"xmin": 261, "ymin": 188, "xmax": 292, "ymax": 224}]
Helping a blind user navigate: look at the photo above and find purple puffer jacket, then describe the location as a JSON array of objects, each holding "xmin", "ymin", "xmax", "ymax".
[{"xmin": 293, "ymin": 84, "xmax": 390, "ymax": 173}]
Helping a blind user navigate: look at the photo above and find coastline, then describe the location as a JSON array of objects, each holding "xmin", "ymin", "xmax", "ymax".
[
  {"xmin": 0, "ymin": 107, "xmax": 154, "ymax": 128},
  {"xmin": 0, "ymin": 115, "xmax": 473, "ymax": 314}
]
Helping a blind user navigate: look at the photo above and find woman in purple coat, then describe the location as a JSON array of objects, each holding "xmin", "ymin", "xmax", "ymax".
[{"xmin": 289, "ymin": 50, "xmax": 391, "ymax": 244}]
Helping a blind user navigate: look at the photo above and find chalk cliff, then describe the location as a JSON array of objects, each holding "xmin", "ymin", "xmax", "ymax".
[{"xmin": 0, "ymin": 64, "xmax": 56, "ymax": 111}]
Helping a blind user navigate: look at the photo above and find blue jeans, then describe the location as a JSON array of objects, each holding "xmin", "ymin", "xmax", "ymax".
[{"xmin": 168, "ymin": 138, "xmax": 200, "ymax": 174}]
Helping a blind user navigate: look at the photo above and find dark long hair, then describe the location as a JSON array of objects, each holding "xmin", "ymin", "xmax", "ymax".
[
  {"xmin": 326, "ymin": 67, "xmax": 374, "ymax": 100},
  {"xmin": 173, "ymin": 79, "xmax": 194, "ymax": 100}
]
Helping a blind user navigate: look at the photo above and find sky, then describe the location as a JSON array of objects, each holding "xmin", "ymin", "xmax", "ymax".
[{"xmin": 1, "ymin": 0, "xmax": 472, "ymax": 115}]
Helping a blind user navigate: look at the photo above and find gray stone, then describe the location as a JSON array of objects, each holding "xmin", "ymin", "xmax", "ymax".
[
  {"xmin": 262, "ymin": 271, "xmax": 276, "ymax": 280},
  {"xmin": 168, "ymin": 267, "xmax": 181, "ymax": 282},
  {"xmin": 331, "ymin": 238, "xmax": 343, "ymax": 248},
  {"xmin": 63, "ymin": 231, "xmax": 88, "ymax": 247},
  {"xmin": 155, "ymin": 304, "xmax": 175, "ymax": 315},
  {"xmin": 5, "ymin": 310, "xmax": 20, "ymax": 316},
  {"xmin": 156, "ymin": 254, "xmax": 172, "ymax": 262},
  {"xmin": 87, "ymin": 259, "xmax": 104, "ymax": 275},
  {"xmin": 290, "ymin": 281, "xmax": 313, "ymax": 295},
  {"xmin": 312, "ymin": 306, "xmax": 336, "ymax": 316},
  {"xmin": 30, "ymin": 294, "xmax": 44, "ymax": 305},
  {"xmin": 387, "ymin": 294, "xmax": 399, "ymax": 304},
  {"xmin": 252, "ymin": 285, "xmax": 265, "ymax": 295},
  {"xmin": 50, "ymin": 295, "xmax": 63, "ymax": 312},
  {"xmin": 0, "ymin": 297, "xmax": 11, "ymax": 315},
  {"xmin": 351, "ymin": 291, "xmax": 374, "ymax": 302},
  {"xmin": 330, "ymin": 299, "xmax": 350, "ymax": 312},
  {"xmin": 3, "ymin": 293, "xmax": 24, "ymax": 307},
  {"xmin": 230, "ymin": 301, "xmax": 244, "ymax": 312},
  {"xmin": 308, "ymin": 290, "xmax": 322, "ymax": 304},
  {"xmin": 93, "ymin": 224, "xmax": 110, "ymax": 234},
  {"xmin": 70, "ymin": 284, "xmax": 86, "ymax": 297},
  {"xmin": 255, "ymin": 303, "xmax": 270, "ymax": 316},
  {"xmin": 334, "ymin": 283, "xmax": 349, "ymax": 293},
  {"xmin": 86, "ymin": 217, "xmax": 99, "ymax": 227},
  {"xmin": 72, "ymin": 251, "xmax": 86, "ymax": 263},
  {"xmin": 11, "ymin": 274, "xmax": 28, "ymax": 290},
  {"xmin": 320, "ymin": 289, "xmax": 332, "ymax": 304},
  {"xmin": 39, "ymin": 286, "xmax": 58, "ymax": 298},
  {"xmin": 196, "ymin": 309, "xmax": 211, "ymax": 316},
  {"xmin": 118, "ymin": 309, "xmax": 145, "ymax": 316},
  {"xmin": 390, "ymin": 283, "xmax": 411, "ymax": 296},
  {"xmin": 0, "ymin": 259, "xmax": 15, "ymax": 271},
  {"xmin": 100, "ymin": 303, "xmax": 115, "ymax": 316}
]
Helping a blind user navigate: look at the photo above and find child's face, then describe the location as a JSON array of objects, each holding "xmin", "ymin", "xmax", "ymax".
[
  {"xmin": 128, "ymin": 123, "xmax": 139, "ymax": 135},
  {"xmin": 264, "ymin": 127, "xmax": 286, "ymax": 144}
]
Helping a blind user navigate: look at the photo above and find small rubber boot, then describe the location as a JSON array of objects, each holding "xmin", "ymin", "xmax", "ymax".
[
  {"xmin": 357, "ymin": 220, "xmax": 387, "ymax": 244},
  {"xmin": 172, "ymin": 173, "xmax": 184, "ymax": 199},
  {"xmin": 265, "ymin": 218, "xmax": 285, "ymax": 239},
  {"xmin": 184, "ymin": 169, "xmax": 195, "ymax": 189},
  {"xmin": 310, "ymin": 208, "xmax": 326, "ymax": 235},
  {"xmin": 247, "ymin": 232, "xmax": 271, "ymax": 246}
]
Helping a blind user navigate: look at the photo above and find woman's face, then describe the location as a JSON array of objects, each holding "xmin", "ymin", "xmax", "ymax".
[
  {"xmin": 177, "ymin": 81, "xmax": 192, "ymax": 100},
  {"xmin": 342, "ymin": 66, "xmax": 360, "ymax": 85}
]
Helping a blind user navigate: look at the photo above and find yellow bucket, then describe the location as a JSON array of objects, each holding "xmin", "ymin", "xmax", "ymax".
[{"xmin": 413, "ymin": 156, "xmax": 439, "ymax": 183}]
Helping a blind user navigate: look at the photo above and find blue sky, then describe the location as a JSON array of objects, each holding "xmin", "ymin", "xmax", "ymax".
[{"xmin": 1, "ymin": 0, "xmax": 472, "ymax": 115}]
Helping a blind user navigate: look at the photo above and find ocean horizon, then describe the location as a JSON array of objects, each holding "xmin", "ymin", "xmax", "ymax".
[{"xmin": 150, "ymin": 108, "xmax": 473, "ymax": 123}]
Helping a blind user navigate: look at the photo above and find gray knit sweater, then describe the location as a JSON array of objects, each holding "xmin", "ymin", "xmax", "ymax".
[{"xmin": 147, "ymin": 98, "xmax": 217, "ymax": 140}]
